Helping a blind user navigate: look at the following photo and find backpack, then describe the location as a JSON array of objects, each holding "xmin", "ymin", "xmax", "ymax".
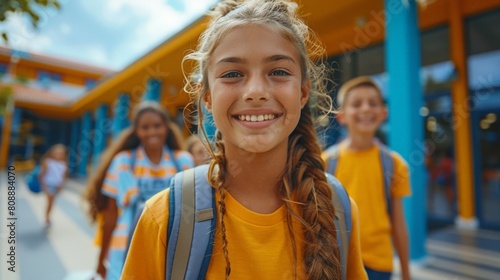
[
  {"xmin": 165, "ymin": 165, "xmax": 353, "ymax": 280},
  {"xmin": 25, "ymin": 165, "xmax": 42, "ymax": 193},
  {"xmin": 324, "ymin": 141, "xmax": 395, "ymax": 217}
]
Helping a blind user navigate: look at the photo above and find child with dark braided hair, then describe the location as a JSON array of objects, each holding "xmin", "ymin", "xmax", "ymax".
[{"xmin": 122, "ymin": 1, "xmax": 367, "ymax": 279}]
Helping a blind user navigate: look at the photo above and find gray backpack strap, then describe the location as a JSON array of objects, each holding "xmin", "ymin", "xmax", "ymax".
[
  {"xmin": 166, "ymin": 165, "xmax": 215, "ymax": 280},
  {"xmin": 170, "ymin": 169, "xmax": 195, "ymax": 279},
  {"xmin": 325, "ymin": 144, "xmax": 341, "ymax": 176},
  {"xmin": 326, "ymin": 173, "xmax": 352, "ymax": 280},
  {"xmin": 377, "ymin": 143, "xmax": 395, "ymax": 218}
]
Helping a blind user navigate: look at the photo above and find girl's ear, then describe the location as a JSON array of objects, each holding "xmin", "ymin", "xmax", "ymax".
[
  {"xmin": 337, "ymin": 111, "xmax": 346, "ymax": 125},
  {"xmin": 204, "ymin": 91, "xmax": 212, "ymax": 112},
  {"xmin": 300, "ymin": 79, "xmax": 311, "ymax": 108},
  {"xmin": 381, "ymin": 106, "xmax": 388, "ymax": 122}
]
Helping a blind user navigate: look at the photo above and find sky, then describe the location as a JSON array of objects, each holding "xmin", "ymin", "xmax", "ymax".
[{"xmin": 0, "ymin": 0, "xmax": 218, "ymax": 71}]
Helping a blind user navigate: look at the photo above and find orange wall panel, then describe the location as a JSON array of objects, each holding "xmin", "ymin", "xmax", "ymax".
[
  {"xmin": 62, "ymin": 75, "xmax": 85, "ymax": 85},
  {"xmin": 463, "ymin": 0, "xmax": 500, "ymax": 17},
  {"xmin": 14, "ymin": 65, "xmax": 37, "ymax": 80}
]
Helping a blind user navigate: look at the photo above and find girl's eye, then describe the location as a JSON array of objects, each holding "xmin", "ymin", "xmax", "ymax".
[
  {"xmin": 221, "ymin": 72, "xmax": 242, "ymax": 78},
  {"xmin": 270, "ymin": 69, "xmax": 290, "ymax": 76},
  {"xmin": 369, "ymin": 100, "xmax": 382, "ymax": 107},
  {"xmin": 352, "ymin": 102, "xmax": 362, "ymax": 108}
]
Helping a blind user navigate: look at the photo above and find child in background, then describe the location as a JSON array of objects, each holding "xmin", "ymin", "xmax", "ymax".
[
  {"xmin": 39, "ymin": 144, "xmax": 68, "ymax": 227},
  {"xmin": 323, "ymin": 76, "xmax": 411, "ymax": 280},
  {"xmin": 84, "ymin": 101, "xmax": 194, "ymax": 280},
  {"xmin": 123, "ymin": 1, "xmax": 367, "ymax": 279},
  {"xmin": 186, "ymin": 134, "xmax": 211, "ymax": 166}
]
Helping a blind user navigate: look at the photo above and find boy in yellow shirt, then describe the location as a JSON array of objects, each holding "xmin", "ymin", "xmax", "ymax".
[{"xmin": 323, "ymin": 76, "xmax": 411, "ymax": 280}]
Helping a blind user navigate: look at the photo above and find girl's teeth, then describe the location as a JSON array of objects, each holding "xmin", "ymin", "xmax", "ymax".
[{"xmin": 238, "ymin": 114, "xmax": 275, "ymax": 122}]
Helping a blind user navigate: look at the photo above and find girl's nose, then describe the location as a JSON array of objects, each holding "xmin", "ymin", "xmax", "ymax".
[
  {"xmin": 242, "ymin": 75, "xmax": 270, "ymax": 102},
  {"xmin": 360, "ymin": 102, "xmax": 371, "ymax": 111}
]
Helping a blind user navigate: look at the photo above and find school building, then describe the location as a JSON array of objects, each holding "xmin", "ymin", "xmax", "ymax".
[{"xmin": 0, "ymin": 0, "xmax": 499, "ymax": 261}]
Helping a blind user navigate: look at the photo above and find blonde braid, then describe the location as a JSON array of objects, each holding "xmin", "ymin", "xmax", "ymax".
[{"xmin": 208, "ymin": 131, "xmax": 231, "ymax": 279}]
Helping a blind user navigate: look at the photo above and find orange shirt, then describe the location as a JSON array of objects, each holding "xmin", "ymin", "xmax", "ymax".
[
  {"xmin": 323, "ymin": 144, "xmax": 411, "ymax": 272},
  {"xmin": 122, "ymin": 188, "xmax": 367, "ymax": 279}
]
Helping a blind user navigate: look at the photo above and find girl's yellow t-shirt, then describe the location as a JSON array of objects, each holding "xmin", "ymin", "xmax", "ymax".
[{"xmin": 122, "ymin": 188, "xmax": 367, "ymax": 279}]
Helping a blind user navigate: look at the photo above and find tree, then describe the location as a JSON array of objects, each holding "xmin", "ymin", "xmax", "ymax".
[{"xmin": 0, "ymin": 0, "xmax": 60, "ymax": 42}]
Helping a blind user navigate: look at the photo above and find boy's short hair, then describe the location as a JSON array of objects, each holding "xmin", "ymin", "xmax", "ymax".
[{"xmin": 337, "ymin": 76, "xmax": 385, "ymax": 108}]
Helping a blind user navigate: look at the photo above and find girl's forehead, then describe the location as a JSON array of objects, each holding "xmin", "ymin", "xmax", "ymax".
[
  {"xmin": 138, "ymin": 111, "xmax": 163, "ymax": 120},
  {"xmin": 345, "ymin": 86, "xmax": 384, "ymax": 103},
  {"xmin": 53, "ymin": 147, "xmax": 65, "ymax": 153},
  {"xmin": 211, "ymin": 24, "xmax": 299, "ymax": 62}
]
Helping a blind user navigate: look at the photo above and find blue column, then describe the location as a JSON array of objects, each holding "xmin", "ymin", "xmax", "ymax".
[
  {"xmin": 10, "ymin": 108, "xmax": 23, "ymax": 159},
  {"xmin": 77, "ymin": 112, "xmax": 93, "ymax": 177},
  {"xmin": 143, "ymin": 78, "xmax": 162, "ymax": 102},
  {"xmin": 93, "ymin": 104, "xmax": 110, "ymax": 166},
  {"xmin": 12, "ymin": 108, "xmax": 22, "ymax": 130},
  {"xmin": 385, "ymin": 0, "xmax": 426, "ymax": 260},
  {"xmin": 69, "ymin": 119, "xmax": 80, "ymax": 175},
  {"xmin": 112, "ymin": 93, "xmax": 130, "ymax": 138}
]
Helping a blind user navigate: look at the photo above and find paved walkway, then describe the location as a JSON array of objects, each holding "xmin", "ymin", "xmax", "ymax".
[
  {"xmin": 0, "ymin": 172, "xmax": 97, "ymax": 280},
  {"xmin": 0, "ymin": 172, "xmax": 499, "ymax": 280}
]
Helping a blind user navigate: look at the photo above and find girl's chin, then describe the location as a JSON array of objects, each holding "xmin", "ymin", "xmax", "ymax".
[
  {"xmin": 144, "ymin": 142, "xmax": 164, "ymax": 149},
  {"xmin": 236, "ymin": 140, "xmax": 286, "ymax": 155},
  {"xmin": 352, "ymin": 127, "xmax": 378, "ymax": 135}
]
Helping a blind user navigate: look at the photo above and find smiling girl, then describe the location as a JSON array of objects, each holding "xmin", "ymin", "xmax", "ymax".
[
  {"xmin": 122, "ymin": 1, "xmax": 367, "ymax": 279},
  {"xmin": 85, "ymin": 101, "xmax": 193, "ymax": 280}
]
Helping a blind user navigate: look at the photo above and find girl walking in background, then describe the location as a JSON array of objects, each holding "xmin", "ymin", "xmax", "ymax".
[
  {"xmin": 84, "ymin": 101, "xmax": 194, "ymax": 280},
  {"xmin": 39, "ymin": 144, "xmax": 68, "ymax": 227}
]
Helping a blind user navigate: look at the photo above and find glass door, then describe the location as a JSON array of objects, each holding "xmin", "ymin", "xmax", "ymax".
[
  {"xmin": 473, "ymin": 109, "xmax": 500, "ymax": 229},
  {"xmin": 425, "ymin": 113, "xmax": 457, "ymax": 223}
]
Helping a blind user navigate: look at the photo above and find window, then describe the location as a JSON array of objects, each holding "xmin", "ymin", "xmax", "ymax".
[
  {"xmin": 38, "ymin": 71, "xmax": 63, "ymax": 80},
  {"xmin": 467, "ymin": 10, "xmax": 500, "ymax": 91},
  {"xmin": 358, "ymin": 44, "xmax": 385, "ymax": 76},
  {"xmin": 85, "ymin": 79, "xmax": 97, "ymax": 90},
  {"xmin": 0, "ymin": 63, "xmax": 7, "ymax": 75},
  {"xmin": 421, "ymin": 26, "xmax": 450, "ymax": 66}
]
